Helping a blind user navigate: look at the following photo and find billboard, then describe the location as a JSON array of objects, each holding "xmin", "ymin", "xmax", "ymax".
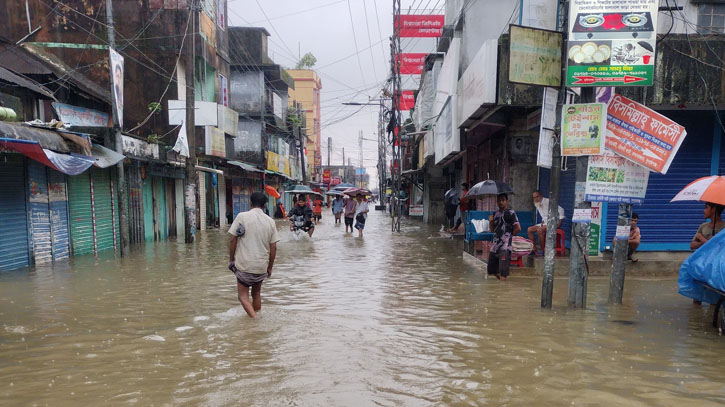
[
  {"xmin": 508, "ymin": 24, "xmax": 562, "ymax": 87},
  {"xmin": 395, "ymin": 15, "xmax": 444, "ymax": 37},
  {"xmin": 396, "ymin": 53, "xmax": 427, "ymax": 75},
  {"xmin": 399, "ymin": 90, "xmax": 415, "ymax": 111}
]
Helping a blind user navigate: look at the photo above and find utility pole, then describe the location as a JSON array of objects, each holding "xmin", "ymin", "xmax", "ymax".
[
  {"xmin": 358, "ymin": 130, "xmax": 363, "ymax": 188},
  {"xmin": 296, "ymin": 103, "xmax": 307, "ymax": 184},
  {"xmin": 342, "ymin": 147, "xmax": 345, "ymax": 182},
  {"xmin": 567, "ymin": 87, "xmax": 594, "ymax": 308},
  {"xmin": 327, "ymin": 136, "xmax": 331, "ymax": 167},
  {"xmin": 105, "ymin": 0, "xmax": 129, "ymax": 256},
  {"xmin": 184, "ymin": 0, "xmax": 198, "ymax": 243},
  {"xmin": 609, "ymin": 203, "xmax": 633, "ymax": 303}
]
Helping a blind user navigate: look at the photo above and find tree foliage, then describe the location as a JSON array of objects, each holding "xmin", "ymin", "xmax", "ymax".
[{"xmin": 295, "ymin": 52, "xmax": 317, "ymax": 69}]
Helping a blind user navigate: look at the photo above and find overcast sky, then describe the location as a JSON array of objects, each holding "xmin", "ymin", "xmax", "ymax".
[{"xmin": 227, "ymin": 0, "xmax": 444, "ymax": 188}]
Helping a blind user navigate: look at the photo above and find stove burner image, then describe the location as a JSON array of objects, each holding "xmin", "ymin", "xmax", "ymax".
[{"xmin": 572, "ymin": 12, "xmax": 654, "ymax": 40}]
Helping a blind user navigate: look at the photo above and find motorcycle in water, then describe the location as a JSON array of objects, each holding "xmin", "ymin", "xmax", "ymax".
[{"xmin": 290, "ymin": 215, "xmax": 310, "ymax": 240}]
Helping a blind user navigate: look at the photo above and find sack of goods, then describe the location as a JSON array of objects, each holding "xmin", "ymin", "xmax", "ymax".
[{"xmin": 511, "ymin": 236, "xmax": 534, "ymax": 256}]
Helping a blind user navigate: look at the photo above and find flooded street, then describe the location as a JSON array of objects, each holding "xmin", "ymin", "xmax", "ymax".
[{"xmin": 2, "ymin": 210, "xmax": 725, "ymax": 406}]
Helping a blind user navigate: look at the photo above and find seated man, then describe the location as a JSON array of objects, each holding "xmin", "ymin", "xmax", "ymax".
[
  {"xmin": 288, "ymin": 195, "xmax": 315, "ymax": 237},
  {"xmin": 527, "ymin": 190, "xmax": 564, "ymax": 255},
  {"xmin": 614, "ymin": 212, "xmax": 641, "ymax": 262},
  {"xmin": 690, "ymin": 202, "xmax": 724, "ymax": 250}
]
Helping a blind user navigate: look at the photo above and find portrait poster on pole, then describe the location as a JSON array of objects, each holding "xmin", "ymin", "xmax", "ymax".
[
  {"xmin": 561, "ymin": 103, "xmax": 606, "ymax": 156},
  {"xmin": 109, "ymin": 47, "xmax": 124, "ymax": 129},
  {"xmin": 566, "ymin": 0, "xmax": 659, "ymax": 86}
]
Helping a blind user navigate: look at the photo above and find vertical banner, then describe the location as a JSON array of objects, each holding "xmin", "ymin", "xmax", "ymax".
[
  {"xmin": 537, "ymin": 87, "xmax": 558, "ymax": 168},
  {"xmin": 561, "ymin": 103, "xmax": 606, "ymax": 156},
  {"xmin": 109, "ymin": 47, "xmax": 124, "ymax": 129},
  {"xmin": 567, "ymin": 0, "xmax": 659, "ymax": 86},
  {"xmin": 396, "ymin": 53, "xmax": 428, "ymax": 75},
  {"xmin": 589, "ymin": 202, "xmax": 603, "ymax": 256},
  {"xmin": 399, "ymin": 90, "xmax": 415, "ymax": 111}
]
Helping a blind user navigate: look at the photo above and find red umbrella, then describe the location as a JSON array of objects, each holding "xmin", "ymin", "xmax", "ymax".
[
  {"xmin": 265, "ymin": 184, "xmax": 280, "ymax": 199},
  {"xmin": 671, "ymin": 176, "xmax": 725, "ymax": 206}
]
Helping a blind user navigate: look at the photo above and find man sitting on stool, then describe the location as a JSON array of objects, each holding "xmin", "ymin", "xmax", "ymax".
[{"xmin": 527, "ymin": 190, "xmax": 564, "ymax": 255}]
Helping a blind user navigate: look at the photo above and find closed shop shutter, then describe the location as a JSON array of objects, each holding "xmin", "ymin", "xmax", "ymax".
[
  {"xmin": 152, "ymin": 176, "xmax": 168, "ymax": 240},
  {"xmin": 538, "ymin": 159, "xmax": 577, "ymax": 247},
  {"xmin": 127, "ymin": 166, "xmax": 145, "ymax": 244},
  {"xmin": 48, "ymin": 170, "xmax": 70, "ymax": 261},
  {"xmin": 67, "ymin": 172, "xmax": 95, "ymax": 256},
  {"xmin": 218, "ymin": 175, "xmax": 227, "ymax": 228},
  {"xmin": 91, "ymin": 167, "xmax": 117, "ymax": 253},
  {"xmin": 0, "ymin": 155, "xmax": 30, "ymax": 271},
  {"xmin": 175, "ymin": 179, "xmax": 185, "ymax": 238},
  {"xmin": 142, "ymin": 175, "xmax": 154, "ymax": 241},
  {"xmin": 28, "ymin": 161, "xmax": 52, "ymax": 264},
  {"xmin": 605, "ymin": 123, "xmax": 713, "ymax": 248},
  {"xmin": 166, "ymin": 179, "xmax": 176, "ymax": 237},
  {"xmin": 198, "ymin": 172, "xmax": 206, "ymax": 231}
]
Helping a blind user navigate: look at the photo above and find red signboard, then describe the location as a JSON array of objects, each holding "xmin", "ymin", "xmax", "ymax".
[
  {"xmin": 606, "ymin": 94, "xmax": 687, "ymax": 174},
  {"xmin": 398, "ymin": 90, "xmax": 415, "ymax": 111},
  {"xmin": 395, "ymin": 15, "xmax": 444, "ymax": 37},
  {"xmin": 396, "ymin": 53, "xmax": 427, "ymax": 75},
  {"xmin": 322, "ymin": 169, "xmax": 331, "ymax": 183}
]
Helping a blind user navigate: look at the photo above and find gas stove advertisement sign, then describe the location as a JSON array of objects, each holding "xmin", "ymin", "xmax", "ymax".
[
  {"xmin": 566, "ymin": 0, "xmax": 658, "ymax": 87},
  {"xmin": 606, "ymin": 94, "xmax": 687, "ymax": 174}
]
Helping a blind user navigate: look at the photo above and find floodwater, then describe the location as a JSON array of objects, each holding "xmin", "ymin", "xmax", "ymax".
[{"xmin": 1, "ymin": 210, "xmax": 725, "ymax": 406}]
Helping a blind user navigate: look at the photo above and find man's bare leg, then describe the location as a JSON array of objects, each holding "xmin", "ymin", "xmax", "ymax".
[
  {"xmin": 537, "ymin": 225, "xmax": 547, "ymax": 253},
  {"xmin": 251, "ymin": 282, "xmax": 262, "ymax": 312},
  {"xmin": 527, "ymin": 225, "xmax": 539, "ymax": 252},
  {"xmin": 237, "ymin": 281, "xmax": 256, "ymax": 318}
]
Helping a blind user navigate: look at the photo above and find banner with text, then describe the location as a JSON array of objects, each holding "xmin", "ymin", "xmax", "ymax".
[
  {"xmin": 395, "ymin": 15, "xmax": 444, "ymax": 37},
  {"xmin": 585, "ymin": 152, "xmax": 649, "ymax": 204},
  {"xmin": 566, "ymin": 0, "xmax": 659, "ymax": 86},
  {"xmin": 396, "ymin": 53, "xmax": 427, "ymax": 75},
  {"xmin": 606, "ymin": 94, "xmax": 687, "ymax": 174},
  {"xmin": 561, "ymin": 103, "xmax": 606, "ymax": 156},
  {"xmin": 399, "ymin": 90, "xmax": 415, "ymax": 111}
]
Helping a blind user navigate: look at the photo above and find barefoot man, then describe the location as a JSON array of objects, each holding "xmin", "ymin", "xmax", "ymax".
[
  {"xmin": 228, "ymin": 192, "xmax": 280, "ymax": 318},
  {"xmin": 527, "ymin": 190, "xmax": 564, "ymax": 255}
]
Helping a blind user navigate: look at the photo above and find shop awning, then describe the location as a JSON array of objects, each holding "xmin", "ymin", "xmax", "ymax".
[
  {"xmin": 0, "ymin": 121, "xmax": 70, "ymax": 152},
  {"xmin": 195, "ymin": 165, "xmax": 224, "ymax": 175},
  {"xmin": 265, "ymin": 169, "xmax": 290, "ymax": 179},
  {"xmin": 79, "ymin": 143, "xmax": 125, "ymax": 168},
  {"xmin": 0, "ymin": 66, "xmax": 56, "ymax": 100},
  {"xmin": 0, "ymin": 138, "xmax": 94, "ymax": 175},
  {"xmin": 228, "ymin": 160, "xmax": 263, "ymax": 173}
]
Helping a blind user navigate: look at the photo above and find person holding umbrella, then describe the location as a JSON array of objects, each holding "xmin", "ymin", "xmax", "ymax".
[
  {"xmin": 670, "ymin": 175, "xmax": 725, "ymax": 250},
  {"xmin": 488, "ymin": 193, "xmax": 520, "ymax": 281},
  {"xmin": 690, "ymin": 202, "xmax": 724, "ymax": 250}
]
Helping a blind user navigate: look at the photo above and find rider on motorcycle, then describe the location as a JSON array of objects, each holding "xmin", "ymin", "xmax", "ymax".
[{"xmin": 288, "ymin": 195, "xmax": 315, "ymax": 237}]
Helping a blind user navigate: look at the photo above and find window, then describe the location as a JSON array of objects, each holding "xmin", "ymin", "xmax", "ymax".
[{"xmin": 698, "ymin": 4, "xmax": 725, "ymax": 33}]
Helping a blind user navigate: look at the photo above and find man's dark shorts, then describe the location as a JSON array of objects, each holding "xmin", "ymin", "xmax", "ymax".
[
  {"xmin": 487, "ymin": 250, "xmax": 511, "ymax": 278},
  {"xmin": 235, "ymin": 270, "xmax": 268, "ymax": 287},
  {"xmin": 345, "ymin": 216, "xmax": 354, "ymax": 227}
]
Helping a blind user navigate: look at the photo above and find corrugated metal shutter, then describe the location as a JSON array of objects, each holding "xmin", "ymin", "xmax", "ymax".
[
  {"xmin": 218, "ymin": 175, "xmax": 227, "ymax": 228},
  {"xmin": 0, "ymin": 155, "xmax": 30, "ymax": 271},
  {"xmin": 153, "ymin": 176, "xmax": 168, "ymax": 240},
  {"xmin": 538, "ymin": 158, "xmax": 577, "ymax": 247},
  {"xmin": 198, "ymin": 172, "xmax": 206, "ymax": 231},
  {"xmin": 67, "ymin": 172, "xmax": 95, "ymax": 256},
  {"xmin": 175, "ymin": 179, "xmax": 184, "ymax": 238},
  {"xmin": 48, "ymin": 170, "xmax": 70, "ymax": 261},
  {"xmin": 91, "ymin": 168, "xmax": 116, "ymax": 253},
  {"xmin": 142, "ymin": 175, "xmax": 154, "ymax": 241},
  {"xmin": 127, "ymin": 166, "xmax": 145, "ymax": 244},
  {"xmin": 166, "ymin": 178, "xmax": 176, "ymax": 237},
  {"xmin": 28, "ymin": 161, "xmax": 52, "ymax": 265},
  {"xmin": 605, "ymin": 121, "xmax": 713, "ymax": 247}
]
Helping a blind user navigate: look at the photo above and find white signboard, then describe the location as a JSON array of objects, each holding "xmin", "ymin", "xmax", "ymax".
[
  {"xmin": 458, "ymin": 39, "xmax": 497, "ymax": 127},
  {"xmin": 572, "ymin": 208, "xmax": 592, "ymax": 223},
  {"xmin": 122, "ymin": 135, "xmax": 159, "ymax": 159},
  {"xmin": 409, "ymin": 204, "xmax": 423, "ymax": 216},
  {"xmin": 521, "ymin": 0, "xmax": 558, "ymax": 30},
  {"xmin": 168, "ymin": 100, "xmax": 218, "ymax": 126},
  {"xmin": 537, "ymin": 87, "xmax": 558, "ymax": 168},
  {"xmin": 217, "ymin": 105, "xmax": 238, "ymax": 136},
  {"xmin": 585, "ymin": 152, "xmax": 649, "ymax": 204}
]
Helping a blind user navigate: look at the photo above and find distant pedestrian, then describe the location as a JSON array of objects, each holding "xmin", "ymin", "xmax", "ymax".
[
  {"xmin": 487, "ymin": 193, "xmax": 521, "ymax": 281},
  {"xmin": 343, "ymin": 196, "xmax": 356, "ymax": 233},
  {"xmin": 690, "ymin": 202, "xmax": 724, "ymax": 250},
  {"xmin": 448, "ymin": 183, "xmax": 470, "ymax": 233},
  {"xmin": 313, "ymin": 197, "xmax": 323, "ymax": 223},
  {"xmin": 332, "ymin": 195, "xmax": 344, "ymax": 224},
  {"xmin": 614, "ymin": 212, "xmax": 641, "ymax": 262},
  {"xmin": 228, "ymin": 192, "xmax": 280, "ymax": 318},
  {"xmin": 274, "ymin": 201, "xmax": 286, "ymax": 219},
  {"xmin": 354, "ymin": 193, "xmax": 369, "ymax": 237}
]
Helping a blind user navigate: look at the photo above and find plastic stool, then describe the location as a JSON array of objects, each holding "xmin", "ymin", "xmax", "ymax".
[
  {"xmin": 511, "ymin": 256, "xmax": 523, "ymax": 267},
  {"xmin": 555, "ymin": 229, "xmax": 566, "ymax": 257}
]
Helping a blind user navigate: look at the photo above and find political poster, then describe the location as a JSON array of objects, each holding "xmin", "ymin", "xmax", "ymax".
[
  {"xmin": 585, "ymin": 152, "xmax": 649, "ymax": 204},
  {"xmin": 606, "ymin": 94, "xmax": 687, "ymax": 174},
  {"xmin": 566, "ymin": 0, "xmax": 659, "ymax": 87},
  {"xmin": 109, "ymin": 47, "xmax": 124, "ymax": 128},
  {"xmin": 561, "ymin": 103, "xmax": 606, "ymax": 156}
]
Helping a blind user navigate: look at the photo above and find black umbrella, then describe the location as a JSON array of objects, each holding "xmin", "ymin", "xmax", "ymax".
[
  {"xmin": 467, "ymin": 179, "xmax": 514, "ymax": 198},
  {"xmin": 444, "ymin": 188, "xmax": 459, "ymax": 205}
]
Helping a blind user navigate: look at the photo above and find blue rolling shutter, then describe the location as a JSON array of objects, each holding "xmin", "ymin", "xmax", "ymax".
[
  {"xmin": 48, "ymin": 170, "xmax": 70, "ymax": 261},
  {"xmin": 605, "ymin": 116, "xmax": 713, "ymax": 249},
  {"xmin": 28, "ymin": 161, "xmax": 52, "ymax": 265},
  {"xmin": 0, "ymin": 155, "xmax": 30, "ymax": 271}
]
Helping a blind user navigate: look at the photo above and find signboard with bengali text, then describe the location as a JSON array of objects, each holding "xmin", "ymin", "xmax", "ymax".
[
  {"xmin": 561, "ymin": 103, "xmax": 606, "ymax": 156},
  {"xmin": 508, "ymin": 24, "xmax": 562, "ymax": 87},
  {"xmin": 585, "ymin": 152, "xmax": 649, "ymax": 204},
  {"xmin": 395, "ymin": 15, "xmax": 444, "ymax": 37}
]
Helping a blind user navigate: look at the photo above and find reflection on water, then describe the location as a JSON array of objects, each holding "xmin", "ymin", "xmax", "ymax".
[{"xmin": 1, "ymin": 211, "xmax": 724, "ymax": 406}]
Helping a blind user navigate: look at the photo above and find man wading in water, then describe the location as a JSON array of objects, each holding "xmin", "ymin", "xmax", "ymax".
[{"xmin": 228, "ymin": 192, "xmax": 280, "ymax": 318}]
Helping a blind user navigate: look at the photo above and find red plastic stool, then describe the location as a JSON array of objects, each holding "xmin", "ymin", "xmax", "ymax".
[
  {"xmin": 555, "ymin": 229, "xmax": 566, "ymax": 257},
  {"xmin": 510, "ymin": 255, "xmax": 523, "ymax": 267}
]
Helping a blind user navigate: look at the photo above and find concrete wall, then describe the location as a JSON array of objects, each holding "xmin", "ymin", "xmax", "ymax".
[
  {"xmin": 229, "ymin": 71, "xmax": 264, "ymax": 114},
  {"xmin": 423, "ymin": 165, "xmax": 446, "ymax": 225}
]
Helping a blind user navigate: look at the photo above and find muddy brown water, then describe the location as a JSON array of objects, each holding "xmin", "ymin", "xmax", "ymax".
[{"xmin": 1, "ymin": 211, "xmax": 724, "ymax": 406}]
